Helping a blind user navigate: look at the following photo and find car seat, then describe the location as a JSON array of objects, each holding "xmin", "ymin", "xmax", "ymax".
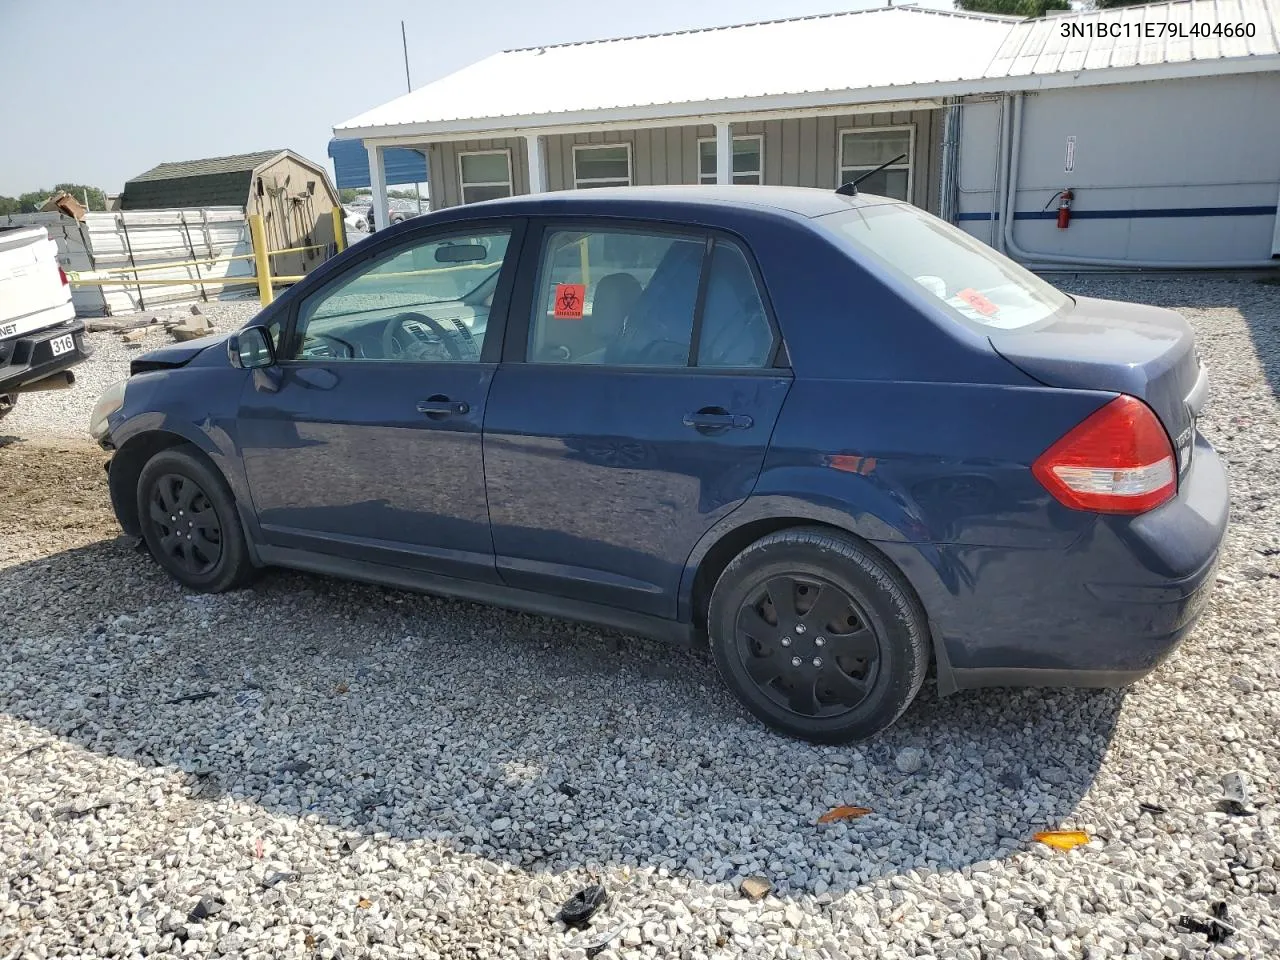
[
  {"xmin": 606, "ymin": 241, "xmax": 702, "ymax": 365},
  {"xmin": 696, "ymin": 246, "xmax": 773, "ymax": 367}
]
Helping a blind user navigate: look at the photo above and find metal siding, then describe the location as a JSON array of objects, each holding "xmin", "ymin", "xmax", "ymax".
[
  {"xmin": 797, "ymin": 117, "xmax": 818, "ymax": 187},
  {"xmin": 924, "ymin": 109, "xmax": 943, "ymax": 213},
  {"xmin": 634, "ymin": 129, "xmax": 652, "ymax": 185},
  {"xmin": 677, "ymin": 128, "xmax": 696, "ymax": 183},
  {"xmin": 435, "ymin": 139, "xmax": 524, "ymax": 206},
  {"xmin": 915, "ymin": 109, "xmax": 934, "ymax": 210},
  {"xmin": 815, "ymin": 117, "xmax": 836, "ymax": 188},
  {"xmin": 0, "ymin": 209, "xmax": 257, "ymax": 315},
  {"xmin": 955, "ymin": 98, "xmax": 1004, "ymax": 247},
  {"xmin": 427, "ymin": 143, "xmax": 455, "ymax": 208},
  {"xmin": 507, "ymin": 138, "xmax": 529, "ymax": 196},
  {"xmin": 781, "ymin": 119, "xmax": 800, "ymax": 184},
  {"xmin": 649, "ymin": 128, "xmax": 667, "ymax": 184},
  {"xmin": 764, "ymin": 120, "xmax": 784, "ymax": 185},
  {"xmin": 959, "ymin": 73, "xmax": 1280, "ymax": 262},
  {"xmin": 546, "ymin": 137, "xmax": 566, "ymax": 192}
]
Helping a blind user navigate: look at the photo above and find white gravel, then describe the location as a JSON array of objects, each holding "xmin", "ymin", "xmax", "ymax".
[{"xmin": 2, "ymin": 275, "xmax": 1279, "ymax": 960}]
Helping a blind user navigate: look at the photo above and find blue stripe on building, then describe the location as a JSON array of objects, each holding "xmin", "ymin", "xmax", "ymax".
[{"xmin": 957, "ymin": 206, "xmax": 1278, "ymax": 222}]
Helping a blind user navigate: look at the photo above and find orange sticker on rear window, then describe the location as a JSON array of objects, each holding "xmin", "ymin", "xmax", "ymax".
[
  {"xmin": 956, "ymin": 288, "xmax": 999, "ymax": 317},
  {"xmin": 553, "ymin": 283, "xmax": 586, "ymax": 319}
]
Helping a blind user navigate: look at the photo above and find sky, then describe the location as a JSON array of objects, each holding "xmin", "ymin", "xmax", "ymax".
[{"xmin": 0, "ymin": 0, "xmax": 952, "ymax": 196}]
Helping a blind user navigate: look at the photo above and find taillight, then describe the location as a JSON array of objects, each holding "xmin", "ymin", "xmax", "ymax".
[
  {"xmin": 1032, "ymin": 395, "xmax": 1176, "ymax": 514},
  {"xmin": 58, "ymin": 267, "xmax": 69, "ymax": 286}
]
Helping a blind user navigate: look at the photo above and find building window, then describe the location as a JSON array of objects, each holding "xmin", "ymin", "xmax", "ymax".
[
  {"xmin": 698, "ymin": 135, "xmax": 764, "ymax": 185},
  {"xmin": 838, "ymin": 127, "xmax": 913, "ymax": 202},
  {"xmin": 458, "ymin": 150, "xmax": 513, "ymax": 204},
  {"xmin": 573, "ymin": 144, "xmax": 632, "ymax": 189}
]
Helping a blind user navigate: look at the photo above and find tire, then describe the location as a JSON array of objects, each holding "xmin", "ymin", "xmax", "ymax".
[
  {"xmin": 707, "ymin": 527, "xmax": 929, "ymax": 743},
  {"xmin": 0, "ymin": 394, "xmax": 15, "ymax": 421},
  {"xmin": 136, "ymin": 445, "xmax": 254, "ymax": 593}
]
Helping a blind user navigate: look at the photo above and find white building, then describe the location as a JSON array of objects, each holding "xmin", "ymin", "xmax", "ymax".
[{"xmin": 335, "ymin": 0, "xmax": 1280, "ymax": 268}]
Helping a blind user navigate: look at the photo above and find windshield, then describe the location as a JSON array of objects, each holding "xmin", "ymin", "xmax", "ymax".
[{"xmin": 817, "ymin": 203, "xmax": 1071, "ymax": 330}]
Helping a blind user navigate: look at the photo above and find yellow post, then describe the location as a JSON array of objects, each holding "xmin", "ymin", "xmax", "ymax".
[
  {"xmin": 331, "ymin": 206, "xmax": 347, "ymax": 254},
  {"xmin": 248, "ymin": 213, "xmax": 273, "ymax": 306},
  {"xmin": 578, "ymin": 236, "xmax": 590, "ymax": 292}
]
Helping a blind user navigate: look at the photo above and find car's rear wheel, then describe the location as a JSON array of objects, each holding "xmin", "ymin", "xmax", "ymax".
[
  {"xmin": 136, "ymin": 445, "xmax": 253, "ymax": 593},
  {"xmin": 708, "ymin": 527, "xmax": 929, "ymax": 743},
  {"xmin": 0, "ymin": 393, "xmax": 16, "ymax": 421}
]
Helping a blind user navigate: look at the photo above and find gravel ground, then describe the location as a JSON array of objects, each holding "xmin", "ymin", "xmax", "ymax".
[{"xmin": 2, "ymin": 277, "xmax": 1279, "ymax": 960}]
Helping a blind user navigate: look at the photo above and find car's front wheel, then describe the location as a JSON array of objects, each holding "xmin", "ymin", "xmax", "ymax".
[
  {"xmin": 0, "ymin": 394, "xmax": 16, "ymax": 421},
  {"xmin": 708, "ymin": 527, "xmax": 929, "ymax": 743},
  {"xmin": 136, "ymin": 445, "xmax": 254, "ymax": 592}
]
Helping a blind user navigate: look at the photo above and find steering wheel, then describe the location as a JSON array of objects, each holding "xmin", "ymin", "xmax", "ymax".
[
  {"xmin": 301, "ymin": 332, "xmax": 356, "ymax": 359},
  {"xmin": 379, "ymin": 311, "xmax": 474, "ymax": 361}
]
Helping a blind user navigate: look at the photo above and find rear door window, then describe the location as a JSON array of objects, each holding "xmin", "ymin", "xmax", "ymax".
[
  {"xmin": 696, "ymin": 240, "xmax": 774, "ymax": 368},
  {"xmin": 528, "ymin": 227, "xmax": 777, "ymax": 369},
  {"xmin": 529, "ymin": 228, "xmax": 703, "ymax": 366}
]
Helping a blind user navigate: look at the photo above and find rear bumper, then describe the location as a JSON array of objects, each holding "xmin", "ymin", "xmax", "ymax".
[
  {"xmin": 881, "ymin": 433, "xmax": 1228, "ymax": 691},
  {"xmin": 0, "ymin": 319, "xmax": 90, "ymax": 394}
]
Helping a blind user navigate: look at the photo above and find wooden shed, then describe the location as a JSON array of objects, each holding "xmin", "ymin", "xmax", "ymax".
[{"xmin": 120, "ymin": 149, "xmax": 341, "ymax": 278}]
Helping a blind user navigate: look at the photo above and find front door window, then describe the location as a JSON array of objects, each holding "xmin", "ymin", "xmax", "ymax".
[{"xmin": 290, "ymin": 230, "xmax": 512, "ymax": 363}]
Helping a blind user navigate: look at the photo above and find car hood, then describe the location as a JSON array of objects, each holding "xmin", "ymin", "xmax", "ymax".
[{"xmin": 129, "ymin": 331, "xmax": 230, "ymax": 374}]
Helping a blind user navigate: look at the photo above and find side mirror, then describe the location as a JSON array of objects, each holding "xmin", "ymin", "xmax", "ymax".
[{"xmin": 228, "ymin": 325, "xmax": 275, "ymax": 369}]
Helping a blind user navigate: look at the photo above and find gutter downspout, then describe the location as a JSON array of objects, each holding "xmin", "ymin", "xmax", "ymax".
[
  {"xmin": 1000, "ymin": 93, "xmax": 1278, "ymax": 270},
  {"xmin": 938, "ymin": 99, "xmax": 963, "ymax": 225},
  {"xmin": 992, "ymin": 95, "xmax": 1010, "ymax": 253}
]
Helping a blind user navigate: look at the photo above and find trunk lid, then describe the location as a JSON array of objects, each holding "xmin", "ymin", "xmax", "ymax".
[{"xmin": 989, "ymin": 295, "xmax": 1205, "ymax": 474}]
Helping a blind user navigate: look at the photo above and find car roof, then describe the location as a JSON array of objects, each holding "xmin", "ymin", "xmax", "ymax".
[{"xmin": 438, "ymin": 185, "xmax": 898, "ymax": 221}]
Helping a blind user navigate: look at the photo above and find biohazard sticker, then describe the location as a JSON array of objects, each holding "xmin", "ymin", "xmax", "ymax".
[
  {"xmin": 553, "ymin": 283, "xmax": 586, "ymax": 319},
  {"xmin": 955, "ymin": 288, "xmax": 999, "ymax": 317}
]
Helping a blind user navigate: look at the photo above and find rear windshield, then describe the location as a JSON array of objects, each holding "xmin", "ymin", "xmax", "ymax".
[{"xmin": 817, "ymin": 203, "xmax": 1071, "ymax": 330}]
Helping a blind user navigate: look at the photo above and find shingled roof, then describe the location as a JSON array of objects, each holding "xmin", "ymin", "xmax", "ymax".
[{"xmin": 119, "ymin": 150, "xmax": 286, "ymax": 210}]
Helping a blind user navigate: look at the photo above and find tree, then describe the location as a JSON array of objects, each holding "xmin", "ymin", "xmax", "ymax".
[
  {"xmin": 339, "ymin": 187, "xmax": 372, "ymax": 203},
  {"xmin": 955, "ymin": 0, "xmax": 1069, "ymax": 15},
  {"xmin": 0, "ymin": 183, "xmax": 108, "ymax": 215}
]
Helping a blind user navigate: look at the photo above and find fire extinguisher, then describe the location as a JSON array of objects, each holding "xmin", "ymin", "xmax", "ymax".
[{"xmin": 1055, "ymin": 188, "xmax": 1073, "ymax": 229}]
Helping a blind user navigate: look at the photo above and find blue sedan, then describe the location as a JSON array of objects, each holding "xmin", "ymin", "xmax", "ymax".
[{"xmin": 90, "ymin": 187, "xmax": 1228, "ymax": 742}]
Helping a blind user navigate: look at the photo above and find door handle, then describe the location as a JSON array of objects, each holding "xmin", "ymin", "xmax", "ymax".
[
  {"xmin": 682, "ymin": 409, "xmax": 753, "ymax": 432},
  {"xmin": 416, "ymin": 398, "xmax": 470, "ymax": 419}
]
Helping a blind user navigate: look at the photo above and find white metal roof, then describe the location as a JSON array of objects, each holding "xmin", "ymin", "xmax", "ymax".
[
  {"xmin": 336, "ymin": 0, "xmax": 1280, "ymax": 140},
  {"xmin": 988, "ymin": 0, "xmax": 1280, "ymax": 77},
  {"xmin": 335, "ymin": 7, "xmax": 1017, "ymax": 136}
]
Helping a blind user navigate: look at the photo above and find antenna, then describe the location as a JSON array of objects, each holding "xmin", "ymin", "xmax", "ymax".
[
  {"xmin": 834, "ymin": 153, "xmax": 909, "ymax": 197},
  {"xmin": 402, "ymin": 20, "xmax": 424, "ymax": 214},
  {"xmin": 401, "ymin": 21, "xmax": 412, "ymax": 91}
]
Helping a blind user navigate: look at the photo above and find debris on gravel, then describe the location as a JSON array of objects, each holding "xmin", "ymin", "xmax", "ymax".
[
  {"xmin": 1, "ymin": 276, "xmax": 1279, "ymax": 958},
  {"xmin": 894, "ymin": 745, "xmax": 925, "ymax": 774}
]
